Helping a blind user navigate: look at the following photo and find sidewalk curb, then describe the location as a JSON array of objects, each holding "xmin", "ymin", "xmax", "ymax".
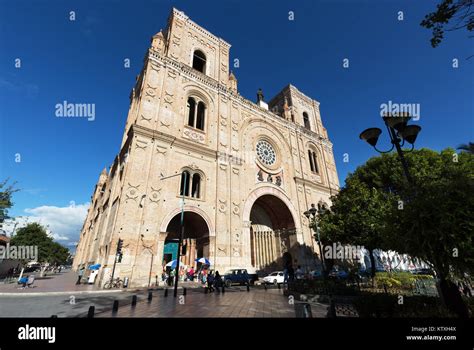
[{"xmin": 0, "ymin": 290, "xmax": 124, "ymax": 297}]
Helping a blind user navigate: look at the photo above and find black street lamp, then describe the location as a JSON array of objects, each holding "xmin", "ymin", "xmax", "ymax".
[
  {"xmin": 359, "ymin": 113, "xmax": 421, "ymax": 184},
  {"xmin": 161, "ymin": 171, "xmax": 188, "ymax": 297},
  {"xmin": 304, "ymin": 204, "xmax": 327, "ymax": 278}
]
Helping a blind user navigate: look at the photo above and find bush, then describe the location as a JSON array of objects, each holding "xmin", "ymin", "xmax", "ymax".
[
  {"xmin": 292, "ymin": 279, "xmax": 359, "ymax": 296},
  {"xmin": 352, "ymin": 292, "xmax": 455, "ymax": 317},
  {"xmin": 375, "ymin": 275, "xmax": 402, "ymax": 289},
  {"xmin": 414, "ymin": 274, "xmax": 434, "ymax": 280},
  {"xmin": 374, "ymin": 272, "xmax": 433, "ymax": 290}
]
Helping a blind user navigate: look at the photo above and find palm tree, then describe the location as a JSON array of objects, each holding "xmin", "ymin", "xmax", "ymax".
[{"xmin": 457, "ymin": 142, "xmax": 474, "ymax": 154}]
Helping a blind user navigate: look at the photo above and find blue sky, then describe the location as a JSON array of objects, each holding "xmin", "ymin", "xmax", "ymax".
[{"xmin": 1, "ymin": 0, "xmax": 473, "ymax": 246}]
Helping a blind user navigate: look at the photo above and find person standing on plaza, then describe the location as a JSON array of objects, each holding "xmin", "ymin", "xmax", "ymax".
[
  {"xmin": 295, "ymin": 265, "xmax": 304, "ymax": 280},
  {"xmin": 76, "ymin": 266, "xmax": 85, "ymax": 285},
  {"xmin": 188, "ymin": 266, "xmax": 195, "ymax": 281},
  {"xmin": 282, "ymin": 252, "xmax": 292, "ymax": 286},
  {"xmin": 168, "ymin": 269, "xmax": 175, "ymax": 286},
  {"xmin": 214, "ymin": 271, "xmax": 222, "ymax": 291},
  {"xmin": 207, "ymin": 271, "xmax": 215, "ymax": 292},
  {"xmin": 288, "ymin": 264, "xmax": 295, "ymax": 283},
  {"xmin": 6, "ymin": 267, "xmax": 13, "ymax": 281},
  {"xmin": 161, "ymin": 270, "xmax": 167, "ymax": 283}
]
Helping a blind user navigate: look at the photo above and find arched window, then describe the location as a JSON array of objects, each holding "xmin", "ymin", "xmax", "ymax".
[
  {"xmin": 187, "ymin": 97, "xmax": 196, "ymax": 127},
  {"xmin": 196, "ymin": 102, "xmax": 205, "ymax": 130},
  {"xmin": 312, "ymin": 151, "xmax": 319, "ymax": 173},
  {"xmin": 186, "ymin": 97, "xmax": 206, "ymax": 131},
  {"xmin": 308, "ymin": 150, "xmax": 315, "ymax": 172},
  {"xmin": 192, "ymin": 50, "xmax": 206, "ymax": 73},
  {"xmin": 179, "ymin": 170, "xmax": 204, "ymax": 199},
  {"xmin": 303, "ymin": 112, "xmax": 310, "ymax": 130},
  {"xmin": 180, "ymin": 171, "xmax": 190, "ymax": 197},
  {"xmin": 191, "ymin": 173, "xmax": 201, "ymax": 198},
  {"xmin": 308, "ymin": 150, "xmax": 319, "ymax": 173}
]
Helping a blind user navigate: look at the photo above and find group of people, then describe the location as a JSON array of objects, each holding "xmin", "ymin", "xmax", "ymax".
[
  {"xmin": 205, "ymin": 271, "xmax": 222, "ymax": 292},
  {"xmin": 161, "ymin": 266, "xmax": 199, "ymax": 286},
  {"xmin": 17, "ymin": 275, "xmax": 35, "ymax": 289},
  {"xmin": 160, "ymin": 265, "xmax": 225, "ymax": 292},
  {"xmin": 163, "ymin": 265, "xmax": 214, "ymax": 286}
]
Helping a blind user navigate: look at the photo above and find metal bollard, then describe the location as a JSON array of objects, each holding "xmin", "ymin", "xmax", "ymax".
[
  {"xmin": 183, "ymin": 287, "xmax": 187, "ymax": 296},
  {"xmin": 328, "ymin": 296, "xmax": 336, "ymax": 318},
  {"xmin": 148, "ymin": 291, "xmax": 153, "ymax": 302},
  {"xmin": 131, "ymin": 295, "xmax": 137, "ymax": 307},
  {"xmin": 222, "ymin": 286, "xmax": 225, "ymax": 294},
  {"xmin": 87, "ymin": 305, "xmax": 95, "ymax": 318},
  {"xmin": 112, "ymin": 300, "xmax": 119, "ymax": 313},
  {"xmin": 303, "ymin": 303, "xmax": 313, "ymax": 318},
  {"xmin": 247, "ymin": 284, "xmax": 250, "ymax": 292},
  {"xmin": 164, "ymin": 288, "xmax": 168, "ymax": 297},
  {"xmin": 278, "ymin": 283, "xmax": 281, "ymax": 289},
  {"xmin": 264, "ymin": 283, "xmax": 267, "ymax": 290}
]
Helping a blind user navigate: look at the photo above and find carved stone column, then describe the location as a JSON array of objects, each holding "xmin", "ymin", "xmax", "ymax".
[
  {"xmin": 264, "ymin": 231, "xmax": 269, "ymax": 268},
  {"xmin": 191, "ymin": 239, "xmax": 196, "ymax": 269},
  {"xmin": 257, "ymin": 231, "xmax": 262, "ymax": 269}
]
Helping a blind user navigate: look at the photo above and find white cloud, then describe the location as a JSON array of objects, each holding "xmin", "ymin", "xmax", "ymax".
[{"xmin": 3, "ymin": 202, "xmax": 89, "ymax": 250}]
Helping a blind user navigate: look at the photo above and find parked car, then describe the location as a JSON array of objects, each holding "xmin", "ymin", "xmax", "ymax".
[
  {"xmin": 329, "ymin": 269, "xmax": 349, "ymax": 279},
  {"xmin": 263, "ymin": 271, "xmax": 285, "ymax": 285},
  {"xmin": 359, "ymin": 267, "xmax": 386, "ymax": 276},
  {"xmin": 310, "ymin": 270, "xmax": 323, "ymax": 279},
  {"xmin": 411, "ymin": 268, "xmax": 435, "ymax": 276},
  {"xmin": 223, "ymin": 269, "xmax": 258, "ymax": 287}
]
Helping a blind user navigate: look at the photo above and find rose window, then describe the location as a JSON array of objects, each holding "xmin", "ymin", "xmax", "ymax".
[{"xmin": 256, "ymin": 140, "xmax": 276, "ymax": 166}]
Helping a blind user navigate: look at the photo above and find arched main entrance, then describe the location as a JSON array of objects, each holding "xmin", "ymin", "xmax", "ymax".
[
  {"xmin": 163, "ymin": 211, "xmax": 210, "ymax": 269},
  {"xmin": 249, "ymin": 194, "xmax": 296, "ymax": 272}
]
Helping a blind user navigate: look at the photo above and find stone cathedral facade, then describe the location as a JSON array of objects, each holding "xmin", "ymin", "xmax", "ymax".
[{"xmin": 73, "ymin": 8, "xmax": 339, "ymax": 287}]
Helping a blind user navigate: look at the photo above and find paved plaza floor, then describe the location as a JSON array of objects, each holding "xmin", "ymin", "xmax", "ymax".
[
  {"xmin": 0, "ymin": 271, "xmax": 329, "ymax": 317},
  {"xmin": 95, "ymin": 287, "xmax": 328, "ymax": 318},
  {"xmin": 0, "ymin": 270, "xmax": 104, "ymax": 295}
]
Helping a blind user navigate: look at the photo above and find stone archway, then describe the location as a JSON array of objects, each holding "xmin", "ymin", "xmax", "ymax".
[
  {"xmin": 249, "ymin": 194, "xmax": 296, "ymax": 272},
  {"xmin": 242, "ymin": 186, "xmax": 302, "ymax": 273},
  {"xmin": 159, "ymin": 209, "xmax": 212, "ymax": 272}
]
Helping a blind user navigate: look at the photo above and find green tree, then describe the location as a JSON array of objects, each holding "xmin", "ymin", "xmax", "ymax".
[
  {"xmin": 0, "ymin": 178, "xmax": 19, "ymax": 228},
  {"xmin": 318, "ymin": 178, "xmax": 395, "ymax": 281},
  {"xmin": 10, "ymin": 222, "xmax": 70, "ymax": 265},
  {"xmin": 47, "ymin": 242, "xmax": 70, "ymax": 266},
  {"xmin": 421, "ymin": 0, "xmax": 474, "ymax": 48},
  {"xmin": 320, "ymin": 148, "xmax": 473, "ymax": 317}
]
